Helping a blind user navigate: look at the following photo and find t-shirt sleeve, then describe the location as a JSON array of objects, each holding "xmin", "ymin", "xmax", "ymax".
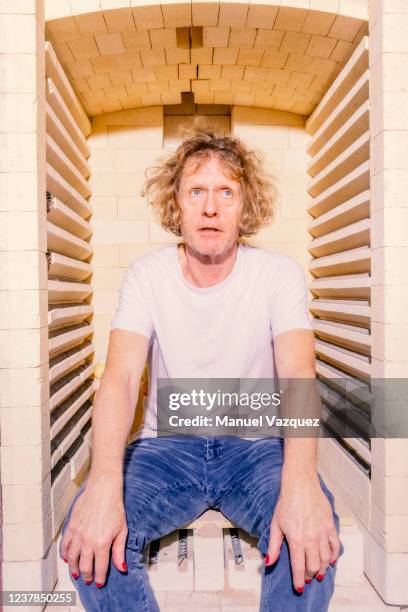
[
  {"xmin": 110, "ymin": 261, "xmax": 154, "ymax": 341},
  {"xmin": 270, "ymin": 256, "xmax": 314, "ymax": 340}
]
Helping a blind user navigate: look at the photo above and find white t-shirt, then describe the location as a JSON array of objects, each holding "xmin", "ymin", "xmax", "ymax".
[{"xmin": 110, "ymin": 242, "xmax": 313, "ymax": 441}]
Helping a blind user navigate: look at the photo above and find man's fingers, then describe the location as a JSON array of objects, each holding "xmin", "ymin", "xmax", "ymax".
[
  {"xmin": 328, "ymin": 532, "xmax": 341, "ymax": 565},
  {"xmin": 60, "ymin": 528, "xmax": 72, "ymax": 562},
  {"xmin": 111, "ymin": 527, "xmax": 128, "ymax": 573},
  {"xmin": 304, "ymin": 541, "xmax": 320, "ymax": 581},
  {"xmin": 287, "ymin": 538, "xmax": 305, "ymax": 592},
  {"xmin": 93, "ymin": 545, "xmax": 111, "ymax": 588},
  {"xmin": 78, "ymin": 547, "xmax": 95, "ymax": 583},
  {"xmin": 266, "ymin": 518, "xmax": 283, "ymax": 566},
  {"xmin": 316, "ymin": 536, "xmax": 332, "ymax": 579},
  {"xmin": 66, "ymin": 537, "xmax": 82, "ymax": 580}
]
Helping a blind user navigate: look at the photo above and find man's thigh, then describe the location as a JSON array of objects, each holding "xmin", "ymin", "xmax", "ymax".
[
  {"xmin": 61, "ymin": 435, "xmax": 209, "ymax": 555},
  {"xmin": 215, "ymin": 436, "xmax": 342, "ymax": 554}
]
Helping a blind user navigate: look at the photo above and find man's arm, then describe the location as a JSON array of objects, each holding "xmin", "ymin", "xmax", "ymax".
[
  {"xmin": 87, "ymin": 328, "xmax": 149, "ymax": 489},
  {"xmin": 266, "ymin": 328, "xmax": 341, "ymax": 593},
  {"xmin": 60, "ymin": 328, "xmax": 149, "ymax": 587}
]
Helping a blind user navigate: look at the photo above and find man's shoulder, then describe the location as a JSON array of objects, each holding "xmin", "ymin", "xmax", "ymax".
[
  {"xmin": 128, "ymin": 244, "xmax": 177, "ymax": 274},
  {"xmin": 241, "ymin": 243, "xmax": 299, "ymax": 271}
]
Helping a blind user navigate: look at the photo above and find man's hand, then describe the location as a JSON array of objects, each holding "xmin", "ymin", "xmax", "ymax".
[
  {"xmin": 265, "ymin": 474, "xmax": 341, "ymax": 593},
  {"xmin": 60, "ymin": 479, "xmax": 129, "ymax": 588}
]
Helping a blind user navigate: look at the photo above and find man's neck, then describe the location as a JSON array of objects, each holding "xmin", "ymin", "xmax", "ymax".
[{"xmin": 178, "ymin": 241, "xmax": 239, "ymax": 288}]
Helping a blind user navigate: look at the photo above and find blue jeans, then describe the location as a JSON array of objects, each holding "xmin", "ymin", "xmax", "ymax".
[{"xmin": 60, "ymin": 435, "xmax": 344, "ymax": 611}]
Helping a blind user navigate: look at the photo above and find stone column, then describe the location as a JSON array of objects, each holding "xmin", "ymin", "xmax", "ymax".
[
  {"xmin": 368, "ymin": 0, "xmax": 408, "ymax": 604},
  {"xmin": 0, "ymin": 0, "xmax": 54, "ymax": 595}
]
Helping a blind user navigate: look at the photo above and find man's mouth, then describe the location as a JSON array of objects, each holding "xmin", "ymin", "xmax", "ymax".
[{"xmin": 198, "ymin": 227, "xmax": 221, "ymax": 233}]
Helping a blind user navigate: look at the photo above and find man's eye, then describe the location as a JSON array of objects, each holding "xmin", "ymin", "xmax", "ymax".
[
  {"xmin": 222, "ymin": 189, "xmax": 233, "ymax": 197},
  {"xmin": 191, "ymin": 188, "xmax": 201, "ymax": 196}
]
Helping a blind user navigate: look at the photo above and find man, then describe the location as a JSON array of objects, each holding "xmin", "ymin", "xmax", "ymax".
[{"xmin": 60, "ymin": 127, "xmax": 343, "ymax": 611}]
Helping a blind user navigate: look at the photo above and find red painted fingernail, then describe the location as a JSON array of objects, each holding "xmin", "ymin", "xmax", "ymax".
[
  {"xmin": 122, "ymin": 561, "xmax": 127, "ymax": 571},
  {"xmin": 63, "ymin": 558, "xmax": 68, "ymax": 563},
  {"xmin": 305, "ymin": 578, "xmax": 312, "ymax": 584},
  {"xmin": 316, "ymin": 574, "xmax": 325, "ymax": 581},
  {"xmin": 71, "ymin": 572, "xmax": 79, "ymax": 580},
  {"xmin": 296, "ymin": 586, "xmax": 304, "ymax": 593},
  {"xmin": 330, "ymin": 559, "xmax": 337, "ymax": 565},
  {"xmin": 265, "ymin": 553, "xmax": 270, "ymax": 566},
  {"xmin": 85, "ymin": 579, "xmax": 92, "ymax": 585},
  {"xmin": 96, "ymin": 582, "xmax": 104, "ymax": 588}
]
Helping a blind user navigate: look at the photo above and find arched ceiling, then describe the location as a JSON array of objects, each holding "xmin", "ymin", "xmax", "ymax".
[{"xmin": 45, "ymin": 1, "xmax": 368, "ymax": 117}]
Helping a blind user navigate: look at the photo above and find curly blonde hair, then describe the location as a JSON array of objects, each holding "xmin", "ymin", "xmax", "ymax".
[{"xmin": 141, "ymin": 123, "xmax": 278, "ymax": 237}]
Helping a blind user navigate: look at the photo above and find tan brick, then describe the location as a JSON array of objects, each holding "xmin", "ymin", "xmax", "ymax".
[
  {"xmin": 168, "ymin": 78, "xmax": 190, "ymax": 91},
  {"xmin": 192, "ymin": 1, "xmax": 219, "ymax": 27},
  {"xmin": 199, "ymin": 64, "xmax": 221, "ymax": 79},
  {"xmin": 275, "ymin": 6, "xmax": 308, "ymax": 31},
  {"xmin": 0, "ymin": 53, "xmax": 36, "ymax": 93},
  {"xmin": 103, "ymin": 7, "xmax": 136, "ymax": 33},
  {"xmin": 229, "ymin": 79, "xmax": 252, "ymax": 93},
  {"xmin": 149, "ymin": 220, "xmax": 180, "ymax": 243},
  {"xmin": 52, "ymin": 40, "xmax": 75, "ymax": 63},
  {"xmin": 191, "ymin": 79, "xmax": 210, "ymax": 93},
  {"xmin": 45, "ymin": 16, "xmax": 80, "ymax": 43},
  {"xmin": 90, "ymin": 54, "xmax": 119, "ymax": 73},
  {"xmin": 95, "ymin": 32, "xmax": 126, "ymax": 55},
  {"xmin": 178, "ymin": 63, "xmax": 197, "ymax": 79},
  {"xmin": 140, "ymin": 48, "xmax": 166, "ymax": 66},
  {"xmin": 161, "ymin": 91, "xmax": 182, "ymax": 104},
  {"xmin": 203, "ymin": 26, "xmax": 230, "ymax": 47},
  {"xmin": 131, "ymin": 66, "xmax": 156, "ymax": 81},
  {"xmin": 86, "ymin": 73, "xmax": 112, "ymax": 90},
  {"xmin": 287, "ymin": 70, "xmax": 314, "ymax": 88},
  {"xmin": 166, "ymin": 47, "xmax": 191, "ymax": 64},
  {"xmin": 161, "ymin": 3, "xmax": 192, "ymax": 28},
  {"xmin": 66, "ymin": 36, "xmax": 100, "ymax": 61},
  {"xmin": 190, "ymin": 46, "xmax": 213, "ymax": 64},
  {"xmin": 220, "ymin": 64, "xmax": 244, "ymax": 80},
  {"xmin": 109, "ymin": 70, "xmax": 134, "ymax": 86},
  {"xmin": 93, "ymin": 218, "xmax": 149, "ymax": 243},
  {"xmin": 210, "ymin": 79, "xmax": 231, "ymax": 92},
  {"xmin": 330, "ymin": 39, "xmax": 356, "ymax": 62},
  {"xmin": 119, "ymin": 242, "xmax": 167, "ymax": 266},
  {"xmin": 261, "ymin": 49, "xmax": 288, "ymax": 69},
  {"xmin": 149, "ymin": 27, "xmax": 177, "ymax": 49},
  {"xmin": 93, "ymin": 243, "xmax": 120, "ymax": 267},
  {"xmin": 228, "ymin": 27, "xmax": 256, "ymax": 48},
  {"xmin": 65, "ymin": 58, "xmax": 96, "ymax": 78},
  {"xmin": 254, "ymin": 28, "xmax": 284, "ymax": 49},
  {"xmin": 121, "ymin": 29, "xmax": 151, "ymax": 51},
  {"xmin": 74, "ymin": 12, "xmax": 108, "ymax": 36},
  {"xmin": 237, "ymin": 47, "xmax": 264, "ymax": 66},
  {"xmin": 91, "ymin": 195, "xmax": 118, "ymax": 217},
  {"xmin": 132, "ymin": 4, "xmax": 164, "ymax": 30},
  {"xmin": 305, "ymin": 34, "xmax": 338, "ymax": 58},
  {"xmin": 116, "ymin": 51, "xmax": 143, "ymax": 70},
  {"xmin": 118, "ymin": 196, "xmax": 155, "ymax": 220},
  {"xmin": 301, "ymin": 10, "xmax": 337, "ymax": 36},
  {"xmin": 125, "ymin": 83, "xmax": 148, "ymax": 97},
  {"xmin": 243, "ymin": 65, "xmax": 268, "ymax": 83},
  {"xmin": 233, "ymin": 92, "xmax": 254, "ymax": 105},
  {"xmin": 218, "ymin": 1, "xmax": 248, "ymax": 28},
  {"xmin": 154, "ymin": 65, "xmax": 179, "ymax": 80},
  {"xmin": 213, "ymin": 47, "xmax": 239, "ymax": 64},
  {"xmin": 246, "ymin": 3, "xmax": 279, "ymax": 29},
  {"xmin": 1, "ymin": 443, "xmax": 50, "ymax": 485},
  {"xmin": 148, "ymin": 80, "xmax": 169, "ymax": 94},
  {"xmin": 328, "ymin": 14, "xmax": 364, "ymax": 42}
]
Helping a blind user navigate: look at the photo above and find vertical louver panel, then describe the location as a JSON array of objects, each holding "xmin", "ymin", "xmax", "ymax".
[
  {"xmin": 45, "ymin": 41, "xmax": 94, "ymax": 536},
  {"xmin": 305, "ymin": 37, "xmax": 371, "ymax": 479}
]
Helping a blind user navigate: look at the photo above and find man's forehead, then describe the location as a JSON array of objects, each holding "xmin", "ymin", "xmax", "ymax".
[{"xmin": 181, "ymin": 154, "xmax": 238, "ymax": 181}]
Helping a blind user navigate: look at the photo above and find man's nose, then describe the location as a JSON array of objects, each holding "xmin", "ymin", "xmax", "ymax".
[{"xmin": 202, "ymin": 191, "xmax": 218, "ymax": 216}]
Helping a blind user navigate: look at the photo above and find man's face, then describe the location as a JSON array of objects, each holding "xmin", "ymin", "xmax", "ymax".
[{"xmin": 177, "ymin": 154, "xmax": 243, "ymax": 259}]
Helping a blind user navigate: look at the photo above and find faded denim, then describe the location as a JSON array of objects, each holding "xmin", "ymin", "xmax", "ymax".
[{"xmin": 60, "ymin": 435, "xmax": 344, "ymax": 611}]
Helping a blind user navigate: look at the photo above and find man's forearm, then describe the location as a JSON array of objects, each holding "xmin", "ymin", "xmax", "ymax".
[
  {"xmin": 87, "ymin": 370, "xmax": 139, "ymax": 488},
  {"xmin": 280, "ymin": 372, "xmax": 321, "ymax": 483}
]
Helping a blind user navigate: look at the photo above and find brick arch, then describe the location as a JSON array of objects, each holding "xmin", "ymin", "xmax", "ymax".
[{"xmin": 45, "ymin": 1, "xmax": 368, "ymax": 116}]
